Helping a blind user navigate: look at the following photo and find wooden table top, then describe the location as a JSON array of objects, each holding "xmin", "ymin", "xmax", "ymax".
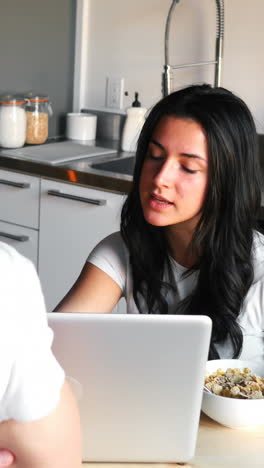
[{"xmin": 82, "ymin": 413, "xmax": 264, "ymax": 467}]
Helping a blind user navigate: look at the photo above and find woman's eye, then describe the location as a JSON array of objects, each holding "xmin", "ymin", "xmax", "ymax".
[
  {"xmin": 147, "ymin": 153, "xmax": 163, "ymax": 161},
  {"xmin": 182, "ymin": 166, "xmax": 198, "ymax": 174}
]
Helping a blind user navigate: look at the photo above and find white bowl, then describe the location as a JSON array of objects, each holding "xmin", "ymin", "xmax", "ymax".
[{"xmin": 202, "ymin": 359, "xmax": 264, "ymax": 429}]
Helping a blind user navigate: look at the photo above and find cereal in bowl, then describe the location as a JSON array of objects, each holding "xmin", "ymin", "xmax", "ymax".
[{"xmin": 205, "ymin": 367, "xmax": 264, "ymax": 399}]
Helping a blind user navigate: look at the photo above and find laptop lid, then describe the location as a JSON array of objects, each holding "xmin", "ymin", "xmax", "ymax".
[{"xmin": 48, "ymin": 313, "xmax": 211, "ymax": 463}]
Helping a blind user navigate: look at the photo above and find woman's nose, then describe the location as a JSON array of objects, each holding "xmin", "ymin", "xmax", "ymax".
[{"xmin": 153, "ymin": 159, "xmax": 177, "ymax": 187}]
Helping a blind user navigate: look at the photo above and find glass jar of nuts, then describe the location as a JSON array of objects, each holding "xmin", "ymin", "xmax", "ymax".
[{"xmin": 25, "ymin": 94, "xmax": 52, "ymax": 144}]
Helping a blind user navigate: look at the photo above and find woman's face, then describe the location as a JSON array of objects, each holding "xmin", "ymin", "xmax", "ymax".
[{"xmin": 139, "ymin": 116, "xmax": 209, "ymax": 233}]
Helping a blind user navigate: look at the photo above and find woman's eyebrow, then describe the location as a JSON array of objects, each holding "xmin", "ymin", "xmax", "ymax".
[
  {"xmin": 149, "ymin": 139, "xmax": 164, "ymax": 150},
  {"xmin": 150, "ymin": 139, "xmax": 205, "ymax": 161},
  {"xmin": 181, "ymin": 152, "xmax": 206, "ymax": 161}
]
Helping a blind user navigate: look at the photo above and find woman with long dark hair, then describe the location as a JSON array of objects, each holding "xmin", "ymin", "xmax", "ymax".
[{"xmin": 56, "ymin": 84, "xmax": 264, "ymax": 361}]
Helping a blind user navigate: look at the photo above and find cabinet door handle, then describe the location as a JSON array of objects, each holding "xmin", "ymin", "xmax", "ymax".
[
  {"xmin": 0, "ymin": 179, "xmax": 31, "ymax": 188},
  {"xmin": 0, "ymin": 231, "xmax": 29, "ymax": 242},
  {"xmin": 47, "ymin": 189, "xmax": 107, "ymax": 206}
]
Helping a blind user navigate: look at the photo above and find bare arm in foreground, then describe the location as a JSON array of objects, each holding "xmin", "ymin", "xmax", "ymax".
[
  {"xmin": 55, "ymin": 263, "xmax": 122, "ymax": 313},
  {"xmin": 0, "ymin": 380, "xmax": 82, "ymax": 468}
]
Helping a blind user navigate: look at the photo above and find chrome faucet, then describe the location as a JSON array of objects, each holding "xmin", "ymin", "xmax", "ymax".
[{"xmin": 162, "ymin": 0, "xmax": 225, "ymax": 96}]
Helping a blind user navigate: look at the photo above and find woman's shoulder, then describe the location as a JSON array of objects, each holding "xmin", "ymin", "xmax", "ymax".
[
  {"xmin": 99, "ymin": 231, "xmax": 125, "ymax": 246},
  {"xmin": 87, "ymin": 232, "xmax": 128, "ymax": 292},
  {"xmin": 99, "ymin": 230, "xmax": 124, "ymax": 245},
  {"xmin": 88, "ymin": 231, "xmax": 128, "ymax": 266},
  {"xmin": 90, "ymin": 231, "xmax": 128, "ymax": 258}
]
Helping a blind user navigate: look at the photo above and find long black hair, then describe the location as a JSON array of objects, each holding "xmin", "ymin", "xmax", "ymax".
[{"xmin": 121, "ymin": 84, "xmax": 261, "ymax": 359}]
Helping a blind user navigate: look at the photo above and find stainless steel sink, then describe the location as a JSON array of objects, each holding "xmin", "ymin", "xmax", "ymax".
[{"xmin": 91, "ymin": 156, "xmax": 135, "ymax": 176}]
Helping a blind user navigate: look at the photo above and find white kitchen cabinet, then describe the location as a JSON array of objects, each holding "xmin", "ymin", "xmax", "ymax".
[
  {"xmin": 0, "ymin": 169, "xmax": 40, "ymax": 228},
  {"xmin": 0, "ymin": 169, "xmax": 40, "ymax": 268},
  {"xmin": 0, "ymin": 220, "xmax": 38, "ymax": 267},
  {"xmin": 39, "ymin": 178, "xmax": 126, "ymax": 312}
]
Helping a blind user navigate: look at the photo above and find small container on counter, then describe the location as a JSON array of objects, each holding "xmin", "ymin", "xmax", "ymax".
[
  {"xmin": 0, "ymin": 95, "xmax": 27, "ymax": 148},
  {"xmin": 25, "ymin": 94, "xmax": 52, "ymax": 144},
  {"xmin": 121, "ymin": 92, "xmax": 146, "ymax": 152},
  {"xmin": 66, "ymin": 112, "xmax": 97, "ymax": 141}
]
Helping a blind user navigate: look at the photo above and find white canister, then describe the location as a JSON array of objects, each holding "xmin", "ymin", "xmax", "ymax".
[
  {"xmin": 66, "ymin": 113, "xmax": 97, "ymax": 141},
  {"xmin": 0, "ymin": 96, "xmax": 27, "ymax": 148}
]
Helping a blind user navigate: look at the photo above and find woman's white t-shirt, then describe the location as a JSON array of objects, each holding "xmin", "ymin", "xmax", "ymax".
[
  {"xmin": 0, "ymin": 242, "xmax": 64, "ymax": 423},
  {"xmin": 88, "ymin": 231, "xmax": 264, "ymax": 362}
]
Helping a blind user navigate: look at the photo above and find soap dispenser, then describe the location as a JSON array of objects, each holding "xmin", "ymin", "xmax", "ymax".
[{"xmin": 121, "ymin": 92, "xmax": 147, "ymax": 152}]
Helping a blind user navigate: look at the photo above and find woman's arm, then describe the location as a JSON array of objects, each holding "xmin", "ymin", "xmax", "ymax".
[
  {"xmin": 55, "ymin": 263, "xmax": 122, "ymax": 313},
  {"xmin": 0, "ymin": 381, "xmax": 82, "ymax": 468}
]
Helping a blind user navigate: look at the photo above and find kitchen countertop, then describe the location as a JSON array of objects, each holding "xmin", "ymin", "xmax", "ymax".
[
  {"xmin": 0, "ymin": 137, "xmax": 264, "ymax": 220},
  {"xmin": 0, "ymin": 138, "xmax": 133, "ymax": 195}
]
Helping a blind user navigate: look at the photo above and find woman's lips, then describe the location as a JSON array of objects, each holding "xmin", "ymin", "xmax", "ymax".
[{"xmin": 149, "ymin": 192, "xmax": 174, "ymax": 210}]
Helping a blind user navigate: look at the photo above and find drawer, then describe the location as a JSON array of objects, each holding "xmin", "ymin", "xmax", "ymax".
[
  {"xmin": 40, "ymin": 177, "xmax": 124, "ymax": 207},
  {"xmin": 0, "ymin": 220, "xmax": 38, "ymax": 269},
  {"xmin": 0, "ymin": 169, "xmax": 40, "ymax": 229}
]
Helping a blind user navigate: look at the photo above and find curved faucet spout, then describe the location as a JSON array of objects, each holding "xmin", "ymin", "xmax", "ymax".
[{"xmin": 162, "ymin": 0, "xmax": 225, "ymax": 96}]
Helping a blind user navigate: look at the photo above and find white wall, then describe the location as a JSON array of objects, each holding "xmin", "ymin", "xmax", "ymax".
[{"xmin": 75, "ymin": 0, "xmax": 264, "ymax": 133}]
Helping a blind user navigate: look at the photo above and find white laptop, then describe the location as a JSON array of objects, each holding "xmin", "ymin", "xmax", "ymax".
[{"xmin": 48, "ymin": 313, "xmax": 212, "ymax": 463}]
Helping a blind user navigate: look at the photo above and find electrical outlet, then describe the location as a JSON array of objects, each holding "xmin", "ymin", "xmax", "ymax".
[{"xmin": 106, "ymin": 77, "xmax": 124, "ymax": 109}]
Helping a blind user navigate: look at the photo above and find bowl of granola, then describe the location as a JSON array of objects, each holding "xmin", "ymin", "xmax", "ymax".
[{"xmin": 202, "ymin": 359, "xmax": 264, "ymax": 428}]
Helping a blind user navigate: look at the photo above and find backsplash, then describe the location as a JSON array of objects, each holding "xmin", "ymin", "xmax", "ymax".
[{"xmin": 0, "ymin": 0, "xmax": 76, "ymax": 137}]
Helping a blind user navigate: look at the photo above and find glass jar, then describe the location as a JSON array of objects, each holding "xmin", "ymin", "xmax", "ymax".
[
  {"xmin": 0, "ymin": 96, "xmax": 27, "ymax": 148},
  {"xmin": 25, "ymin": 94, "xmax": 52, "ymax": 144}
]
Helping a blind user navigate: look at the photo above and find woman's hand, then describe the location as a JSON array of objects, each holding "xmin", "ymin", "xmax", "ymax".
[{"xmin": 0, "ymin": 450, "xmax": 14, "ymax": 467}]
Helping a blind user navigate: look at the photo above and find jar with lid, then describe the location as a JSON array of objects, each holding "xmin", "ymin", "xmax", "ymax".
[
  {"xmin": 25, "ymin": 94, "xmax": 52, "ymax": 144},
  {"xmin": 0, "ymin": 96, "xmax": 27, "ymax": 148}
]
